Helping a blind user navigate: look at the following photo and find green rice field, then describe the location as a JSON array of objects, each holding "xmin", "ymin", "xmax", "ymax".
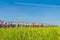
[{"xmin": 0, "ymin": 27, "xmax": 60, "ymax": 40}]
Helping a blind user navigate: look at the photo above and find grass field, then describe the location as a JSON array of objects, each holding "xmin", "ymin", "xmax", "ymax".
[{"xmin": 0, "ymin": 27, "xmax": 60, "ymax": 40}]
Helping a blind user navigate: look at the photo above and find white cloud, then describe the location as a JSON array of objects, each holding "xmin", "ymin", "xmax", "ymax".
[{"xmin": 15, "ymin": 2, "xmax": 60, "ymax": 7}]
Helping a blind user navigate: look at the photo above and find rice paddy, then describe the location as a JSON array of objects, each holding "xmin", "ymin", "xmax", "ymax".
[{"xmin": 0, "ymin": 27, "xmax": 60, "ymax": 40}]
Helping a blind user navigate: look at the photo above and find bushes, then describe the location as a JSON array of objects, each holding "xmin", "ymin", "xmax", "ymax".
[{"xmin": 0, "ymin": 27, "xmax": 60, "ymax": 40}]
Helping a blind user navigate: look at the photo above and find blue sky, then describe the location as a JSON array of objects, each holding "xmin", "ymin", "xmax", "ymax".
[{"xmin": 0, "ymin": 0, "xmax": 60, "ymax": 25}]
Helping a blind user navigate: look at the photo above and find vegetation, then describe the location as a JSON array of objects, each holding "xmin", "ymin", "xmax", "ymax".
[{"xmin": 0, "ymin": 27, "xmax": 60, "ymax": 40}]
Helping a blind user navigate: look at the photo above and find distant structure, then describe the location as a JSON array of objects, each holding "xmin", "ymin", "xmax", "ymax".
[
  {"xmin": 20, "ymin": 18, "xmax": 23, "ymax": 23},
  {"xmin": 0, "ymin": 20, "xmax": 4, "ymax": 27},
  {"xmin": 0, "ymin": 20, "xmax": 4, "ymax": 23},
  {"xmin": 0, "ymin": 19, "xmax": 58, "ymax": 28}
]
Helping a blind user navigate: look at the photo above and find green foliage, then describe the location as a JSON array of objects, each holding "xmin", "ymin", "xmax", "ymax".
[{"xmin": 0, "ymin": 27, "xmax": 60, "ymax": 40}]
